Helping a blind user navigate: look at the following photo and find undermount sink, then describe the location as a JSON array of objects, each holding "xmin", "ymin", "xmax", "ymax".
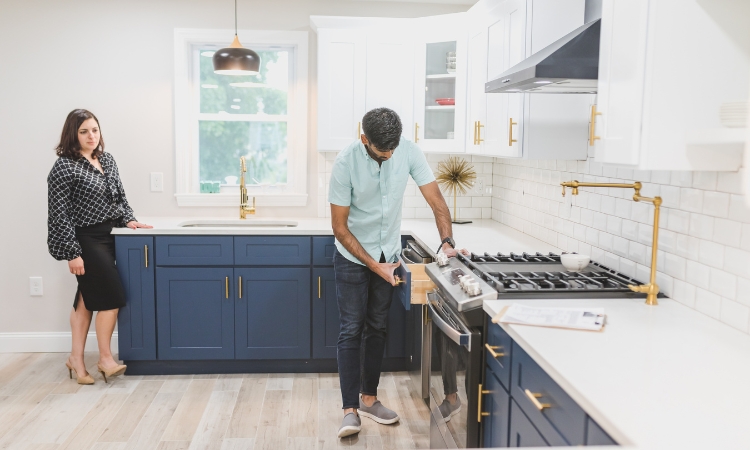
[{"xmin": 178, "ymin": 219, "xmax": 298, "ymax": 228}]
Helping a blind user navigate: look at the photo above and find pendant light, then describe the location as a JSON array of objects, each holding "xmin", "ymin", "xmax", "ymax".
[{"xmin": 213, "ymin": 0, "xmax": 260, "ymax": 75}]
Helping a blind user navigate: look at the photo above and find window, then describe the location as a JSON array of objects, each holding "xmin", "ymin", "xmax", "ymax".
[{"xmin": 174, "ymin": 29, "xmax": 308, "ymax": 206}]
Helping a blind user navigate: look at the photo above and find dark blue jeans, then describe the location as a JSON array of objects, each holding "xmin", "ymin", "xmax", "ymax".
[{"xmin": 334, "ymin": 249, "xmax": 395, "ymax": 409}]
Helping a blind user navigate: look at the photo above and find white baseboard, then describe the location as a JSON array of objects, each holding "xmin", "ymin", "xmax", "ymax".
[{"xmin": 0, "ymin": 332, "xmax": 118, "ymax": 353}]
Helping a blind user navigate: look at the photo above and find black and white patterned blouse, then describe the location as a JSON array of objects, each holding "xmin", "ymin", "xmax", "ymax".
[{"xmin": 47, "ymin": 152, "xmax": 137, "ymax": 261}]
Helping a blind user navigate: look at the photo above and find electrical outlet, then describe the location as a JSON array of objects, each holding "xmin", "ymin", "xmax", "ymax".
[
  {"xmin": 29, "ymin": 277, "xmax": 43, "ymax": 296},
  {"xmin": 475, "ymin": 177, "xmax": 485, "ymax": 194},
  {"xmin": 150, "ymin": 172, "xmax": 164, "ymax": 192}
]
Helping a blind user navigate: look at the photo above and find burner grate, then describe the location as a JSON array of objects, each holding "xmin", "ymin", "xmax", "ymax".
[
  {"xmin": 469, "ymin": 252, "xmax": 560, "ymax": 263},
  {"xmin": 485, "ymin": 270, "xmax": 634, "ymax": 292}
]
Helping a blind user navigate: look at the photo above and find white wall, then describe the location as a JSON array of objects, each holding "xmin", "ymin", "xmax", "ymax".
[{"xmin": 0, "ymin": 0, "xmax": 470, "ymax": 338}]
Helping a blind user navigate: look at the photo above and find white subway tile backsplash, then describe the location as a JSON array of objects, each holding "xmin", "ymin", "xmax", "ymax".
[
  {"xmin": 673, "ymin": 279, "xmax": 697, "ymax": 308},
  {"xmin": 615, "ymin": 199, "xmax": 631, "ymax": 219},
  {"xmin": 619, "ymin": 257, "xmax": 636, "ymax": 278},
  {"xmin": 720, "ymin": 298, "xmax": 750, "ymax": 333},
  {"xmin": 717, "ymin": 171, "xmax": 743, "ymax": 195},
  {"xmin": 724, "ymin": 247, "xmax": 750, "ymax": 279},
  {"xmin": 593, "ymin": 212, "xmax": 608, "ymax": 231},
  {"xmin": 686, "ymin": 261, "xmax": 711, "ymax": 290},
  {"xmin": 621, "ymin": 219, "xmax": 638, "ymax": 241},
  {"xmin": 659, "ymin": 185, "xmax": 681, "ymax": 209},
  {"xmin": 600, "ymin": 196, "xmax": 615, "ymax": 215},
  {"xmin": 713, "ymin": 218, "xmax": 742, "ymax": 247},
  {"xmin": 613, "ymin": 236, "xmax": 630, "ymax": 258},
  {"xmin": 604, "ymin": 252, "xmax": 620, "ymax": 271},
  {"xmin": 743, "ymin": 224, "xmax": 750, "ymax": 251},
  {"xmin": 695, "ymin": 288, "xmax": 722, "ymax": 319},
  {"xmin": 671, "ymin": 171, "xmax": 693, "ymax": 188},
  {"xmin": 650, "ymin": 171, "xmax": 672, "ymax": 185},
  {"xmin": 581, "ymin": 209, "xmax": 594, "ymax": 227},
  {"xmin": 728, "ymin": 195, "xmax": 750, "ymax": 223},
  {"xmin": 692, "ymin": 172, "xmax": 718, "ymax": 191},
  {"xmin": 702, "ymin": 191, "xmax": 730, "ymax": 218},
  {"xmin": 709, "ymin": 268, "xmax": 737, "ymax": 300},
  {"xmin": 698, "ymin": 239, "xmax": 725, "ymax": 269},
  {"xmin": 664, "ymin": 253, "xmax": 686, "ymax": 280},
  {"xmin": 689, "ymin": 214, "xmax": 714, "ymax": 240},
  {"xmin": 680, "ymin": 188, "xmax": 704, "ymax": 213},
  {"xmin": 629, "ymin": 241, "xmax": 647, "ymax": 265},
  {"xmin": 736, "ymin": 277, "xmax": 750, "ymax": 307}
]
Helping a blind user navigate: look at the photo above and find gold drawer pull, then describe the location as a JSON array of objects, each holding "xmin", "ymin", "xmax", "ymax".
[
  {"xmin": 414, "ymin": 123, "xmax": 420, "ymax": 143},
  {"xmin": 485, "ymin": 343, "xmax": 505, "ymax": 359},
  {"xmin": 357, "ymin": 121, "xmax": 361, "ymax": 138},
  {"xmin": 589, "ymin": 104, "xmax": 602, "ymax": 146},
  {"xmin": 524, "ymin": 389, "xmax": 551, "ymax": 411},
  {"xmin": 477, "ymin": 121, "xmax": 484, "ymax": 144},
  {"xmin": 225, "ymin": 277, "xmax": 229, "ymax": 299},
  {"xmin": 509, "ymin": 118, "xmax": 517, "ymax": 146},
  {"xmin": 318, "ymin": 276, "xmax": 321, "ymax": 298},
  {"xmin": 477, "ymin": 384, "xmax": 491, "ymax": 422},
  {"xmin": 144, "ymin": 245, "xmax": 148, "ymax": 268},
  {"xmin": 394, "ymin": 275, "xmax": 406, "ymax": 285},
  {"xmin": 238, "ymin": 276, "xmax": 242, "ymax": 299}
]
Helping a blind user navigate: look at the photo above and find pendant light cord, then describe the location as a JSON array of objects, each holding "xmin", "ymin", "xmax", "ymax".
[{"xmin": 234, "ymin": 0, "xmax": 238, "ymax": 36}]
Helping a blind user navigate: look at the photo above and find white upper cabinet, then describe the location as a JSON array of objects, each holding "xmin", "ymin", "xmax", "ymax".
[
  {"xmin": 467, "ymin": 0, "xmax": 593, "ymax": 160},
  {"xmin": 412, "ymin": 14, "xmax": 468, "ymax": 153},
  {"xmin": 313, "ymin": 18, "xmax": 414, "ymax": 152},
  {"xmin": 594, "ymin": 0, "xmax": 749, "ymax": 170}
]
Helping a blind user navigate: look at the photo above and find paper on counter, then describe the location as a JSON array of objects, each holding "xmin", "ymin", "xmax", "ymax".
[{"xmin": 492, "ymin": 303, "xmax": 606, "ymax": 332}]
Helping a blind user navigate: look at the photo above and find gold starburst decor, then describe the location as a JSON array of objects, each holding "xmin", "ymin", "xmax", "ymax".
[{"xmin": 436, "ymin": 156, "xmax": 476, "ymax": 224}]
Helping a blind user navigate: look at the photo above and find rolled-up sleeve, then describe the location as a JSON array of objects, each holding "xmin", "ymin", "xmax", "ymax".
[
  {"xmin": 408, "ymin": 144, "xmax": 435, "ymax": 186},
  {"xmin": 47, "ymin": 161, "xmax": 82, "ymax": 261},
  {"xmin": 328, "ymin": 158, "xmax": 352, "ymax": 207}
]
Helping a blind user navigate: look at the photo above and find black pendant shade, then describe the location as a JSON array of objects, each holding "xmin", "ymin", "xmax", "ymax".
[{"xmin": 213, "ymin": 35, "xmax": 260, "ymax": 75}]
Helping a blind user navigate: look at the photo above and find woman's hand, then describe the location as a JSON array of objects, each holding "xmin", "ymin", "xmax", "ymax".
[
  {"xmin": 126, "ymin": 221, "xmax": 153, "ymax": 230},
  {"xmin": 68, "ymin": 257, "xmax": 85, "ymax": 276}
]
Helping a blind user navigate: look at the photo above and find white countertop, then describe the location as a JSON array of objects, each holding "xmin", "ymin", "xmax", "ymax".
[
  {"xmin": 112, "ymin": 217, "xmax": 560, "ymax": 256},
  {"xmin": 484, "ymin": 298, "xmax": 750, "ymax": 450}
]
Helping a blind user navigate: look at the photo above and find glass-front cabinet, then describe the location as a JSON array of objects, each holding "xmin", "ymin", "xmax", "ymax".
[{"xmin": 413, "ymin": 14, "xmax": 467, "ymax": 153}]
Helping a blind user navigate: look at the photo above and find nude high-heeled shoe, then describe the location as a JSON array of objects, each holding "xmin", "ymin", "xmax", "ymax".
[
  {"xmin": 97, "ymin": 363, "xmax": 127, "ymax": 383},
  {"xmin": 65, "ymin": 361, "xmax": 95, "ymax": 385}
]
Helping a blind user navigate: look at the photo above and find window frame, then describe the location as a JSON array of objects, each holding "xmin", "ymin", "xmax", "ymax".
[{"xmin": 174, "ymin": 28, "xmax": 308, "ymax": 207}]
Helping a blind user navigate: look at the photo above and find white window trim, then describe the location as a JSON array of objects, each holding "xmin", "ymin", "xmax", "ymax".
[{"xmin": 173, "ymin": 28, "xmax": 309, "ymax": 207}]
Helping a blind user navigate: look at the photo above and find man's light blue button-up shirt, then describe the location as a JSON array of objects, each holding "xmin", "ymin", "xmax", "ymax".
[{"xmin": 328, "ymin": 137, "xmax": 435, "ymax": 266}]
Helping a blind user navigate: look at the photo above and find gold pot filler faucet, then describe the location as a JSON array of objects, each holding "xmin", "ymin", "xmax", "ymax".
[
  {"xmin": 561, "ymin": 180, "xmax": 662, "ymax": 306},
  {"xmin": 239, "ymin": 156, "xmax": 256, "ymax": 219}
]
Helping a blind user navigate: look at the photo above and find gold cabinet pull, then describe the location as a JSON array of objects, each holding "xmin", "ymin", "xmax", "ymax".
[
  {"xmin": 589, "ymin": 104, "xmax": 602, "ymax": 146},
  {"xmin": 414, "ymin": 123, "xmax": 420, "ymax": 143},
  {"xmin": 472, "ymin": 121, "xmax": 477, "ymax": 145},
  {"xmin": 144, "ymin": 245, "xmax": 148, "ymax": 268},
  {"xmin": 485, "ymin": 343, "xmax": 505, "ymax": 359},
  {"xmin": 524, "ymin": 389, "xmax": 551, "ymax": 411},
  {"xmin": 357, "ymin": 121, "xmax": 361, "ymax": 138},
  {"xmin": 477, "ymin": 121, "xmax": 484, "ymax": 144},
  {"xmin": 225, "ymin": 277, "xmax": 229, "ymax": 299},
  {"xmin": 477, "ymin": 383, "xmax": 491, "ymax": 422},
  {"xmin": 318, "ymin": 276, "xmax": 321, "ymax": 299},
  {"xmin": 395, "ymin": 275, "xmax": 406, "ymax": 285},
  {"xmin": 238, "ymin": 276, "xmax": 242, "ymax": 299},
  {"xmin": 509, "ymin": 118, "xmax": 517, "ymax": 146}
]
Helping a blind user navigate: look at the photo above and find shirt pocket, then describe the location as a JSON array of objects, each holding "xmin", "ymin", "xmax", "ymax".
[{"xmin": 389, "ymin": 175, "xmax": 409, "ymax": 201}]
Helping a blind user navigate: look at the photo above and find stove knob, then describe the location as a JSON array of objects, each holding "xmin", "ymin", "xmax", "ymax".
[
  {"xmin": 466, "ymin": 282, "xmax": 482, "ymax": 296},
  {"xmin": 436, "ymin": 253, "xmax": 450, "ymax": 267}
]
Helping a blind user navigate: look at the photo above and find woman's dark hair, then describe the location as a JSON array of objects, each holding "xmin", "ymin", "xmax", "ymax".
[
  {"xmin": 362, "ymin": 107, "xmax": 402, "ymax": 151},
  {"xmin": 55, "ymin": 109, "xmax": 104, "ymax": 159}
]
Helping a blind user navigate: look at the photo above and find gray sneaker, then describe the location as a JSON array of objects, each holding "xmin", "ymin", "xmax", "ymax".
[
  {"xmin": 337, "ymin": 412, "xmax": 361, "ymax": 438},
  {"xmin": 358, "ymin": 397, "xmax": 400, "ymax": 425},
  {"xmin": 438, "ymin": 397, "xmax": 461, "ymax": 423}
]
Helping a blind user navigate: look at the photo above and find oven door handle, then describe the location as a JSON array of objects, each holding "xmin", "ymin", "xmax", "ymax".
[{"xmin": 428, "ymin": 300, "xmax": 472, "ymax": 351}]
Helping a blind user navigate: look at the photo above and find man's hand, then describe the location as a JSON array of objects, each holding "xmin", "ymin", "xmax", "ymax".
[
  {"xmin": 370, "ymin": 260, "xmax": 401, "ymax": 286},
  {"xmin": 441, "ymin": 244, "xmax": 469, "ymax": 258}
]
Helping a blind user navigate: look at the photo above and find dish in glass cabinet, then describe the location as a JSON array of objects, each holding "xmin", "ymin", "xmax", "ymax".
[{"xmin": 435, "ymin": 98, "xmax": 455, "ymax": 106}]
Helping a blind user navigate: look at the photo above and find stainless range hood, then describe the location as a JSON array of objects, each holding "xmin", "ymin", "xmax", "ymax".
[{"xmin": 486, "ymin": 1, "xmax": 602, "ymax": 94}]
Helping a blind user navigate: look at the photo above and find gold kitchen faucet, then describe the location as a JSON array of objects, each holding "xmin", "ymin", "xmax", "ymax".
[
  {"xmin": 239, "ymin": 156, "xmax": 256, "ymax": 219},
  {"xmin": 561, "ymin": 180, "xmax": 662, "ymax": 306}
]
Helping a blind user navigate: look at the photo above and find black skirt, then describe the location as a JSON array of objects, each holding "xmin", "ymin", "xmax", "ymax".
[{"xmin": 73, "ymin": 220, "xmax": 126, "ymax": 311}]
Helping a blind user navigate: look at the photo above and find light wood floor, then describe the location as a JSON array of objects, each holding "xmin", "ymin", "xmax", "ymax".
[{"xmin": 0, "ymin": 353, "xmax": 431, "ymax": 450}]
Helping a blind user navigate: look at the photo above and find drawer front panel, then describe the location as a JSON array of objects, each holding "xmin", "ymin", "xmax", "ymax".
[
  {"xmin": 509, "ymin": 399, "xmax": 548, "ymax": 447},
  {"xmin": 313, "ymin": 236, "xmax": 337, "ymax": 266},
  {"xmin": 586, "ymin": 417, "xmax": 617, "ymax": 445},
  {"xmin": 485, "ymin": 320, "xmax": 513, "ymax": 391},
  {"xmin": 511, "ymin": 342, "xmax": 585, "ymax": 446},
  {"xmin": 155, "ymin": 236, "xmax": 233, "ymax": 266},
  {"xmin": 483, "ymin": 368, "xmax": 510, "ymax": 448},
  {"xmin": 392, "ymin": 255, "xmax": 412, "ymax": 311},
  {"xmin": 234, "ymin": 236, "xmax": 311, "ymax": 265}
]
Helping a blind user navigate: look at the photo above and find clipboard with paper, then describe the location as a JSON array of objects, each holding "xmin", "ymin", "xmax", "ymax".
[{"xmin": 491, "ymin": 303, "xmax": 606, "ymax": 332}]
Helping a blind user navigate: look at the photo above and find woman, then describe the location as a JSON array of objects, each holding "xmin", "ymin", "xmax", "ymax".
[{"xmin": 47, "ymin": 109, "xmax": 152, "ymax": 384}]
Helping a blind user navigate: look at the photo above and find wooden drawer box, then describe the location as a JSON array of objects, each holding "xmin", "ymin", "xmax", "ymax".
[
  {"xmin": 155, "ymin": 236, "xmax": 233, "ymax": 266},
  {"xmin": 511, "ymin": 342, "xmax": 586, "ymax": 446},
  {"xmin": 485, "ymin": 321, "xmax": 513, "ymax": 392},
  {"xmin": 234, "ymin": 236, "xmax": 311, "ymax": 266}
]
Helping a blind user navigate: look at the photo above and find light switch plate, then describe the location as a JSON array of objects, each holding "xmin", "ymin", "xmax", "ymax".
[
  {"xmin": 150, "ymin": 172, "xmax": 164, "ymax": 192},
  {"xmin": 29, "ymin": 277, "xmax": 43, "ymax": 296}
]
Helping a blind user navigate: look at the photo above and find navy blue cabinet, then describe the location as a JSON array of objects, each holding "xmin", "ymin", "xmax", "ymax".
[
  {"xmin": 235, "ymin": 268, "xmax": 311, "ymax": 359},
  {"xmin": 156, "ymin": 267, "xmax": 235, "ymax": 360},
  {"xmin": 509, "ymin": 399, "xmax": 549, "ymax": 447},
  {"xmin": 392, "ymin": 255, "xmax": 412, "ymax": 310},
  {"xmin": 313, "ymin": 236, "xmax": 336, "ymax": 266},
  {"xmin": 386, "ymin": 291, "xmax": 406, "ymax": 358},
  {"xmin": 115, "ymin": 236, "xmax": 156, "ymax": 360},
  {"xmin": 235, "ymin": 236, "xmax": 311, "ymax": 265},
  {"xmin": 586, "ymin": 418, "xmax": 617, "ymax": 446},
  {"xmin": 312, "ymin": 267, "xmax": 338, "ymax": 359},
  {"xmin": 483, "ymin": 369, "xmax": 510, "ymax": 448},
  {"xmin": 155, "ymin": 236, "xmax": 233, "ymax": 266}
]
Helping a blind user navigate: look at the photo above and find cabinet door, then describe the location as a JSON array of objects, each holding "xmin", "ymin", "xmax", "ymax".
[
  {"xmin": 594, "ymin": 0, "xmax": 649, "ymax": 165},
  {"xmin": 366, "ymin": 30, "xmax": 415, "ymax": 140},
  {"xmin": 413, "ymin": 13, "xmax": 468, "ymax": 153},
  {"xmin": 115, "ymin": 236, "xmax": 155, "ymax": 360},
  {"xmin": 156, "ymin": 267, "xmax": 234, "ymax": 360},
  {"xmin": 509, "ymin": 399, "xmax": 549, "ymax": 447},
  {"xmin": 385, "ymin": 287, "xmax": 406, "ymax": 358},
  {"xmin": 503, "ymin": 0, "xmax": 528, "ymax": 158},
  {"xmin": 312, "ymin": 267, "xmax": 338, "ymax": 359},
  {"xmin": 317, "ymin": 28, "xmax": 367, "ymax": 151},
  {"xmin": 465, "ymin": 24, "xmax": 488, "ymax": 154},
  {"xmin": 482, "ymin": 2, "xmax": 511, "ymax": 157},
  {"xmin": 392, "ymin": 255, "xmax": 412, "ymax": 311},
  {"xmin": 482, "ymin": 369, "xmax": 510, "ymax": 448},
  {"xmin": 235, "ymin": 268, "xmax": 311, "ymax": 359}
]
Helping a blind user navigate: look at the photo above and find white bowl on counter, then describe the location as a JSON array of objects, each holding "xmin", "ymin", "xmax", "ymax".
[{"xmin": 561, "ymin": 253, "xmax": 590, "ymax": 272}]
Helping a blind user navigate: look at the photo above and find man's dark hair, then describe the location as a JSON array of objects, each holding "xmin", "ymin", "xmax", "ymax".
[{"xmin": 362, "ymin": 108, "xmax": 402, "ymax": 150}]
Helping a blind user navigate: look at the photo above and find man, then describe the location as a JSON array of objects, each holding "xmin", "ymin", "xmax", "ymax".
[{"xmin": 328, "ymin": 107, "xmax": 465, "ymax": 438}]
